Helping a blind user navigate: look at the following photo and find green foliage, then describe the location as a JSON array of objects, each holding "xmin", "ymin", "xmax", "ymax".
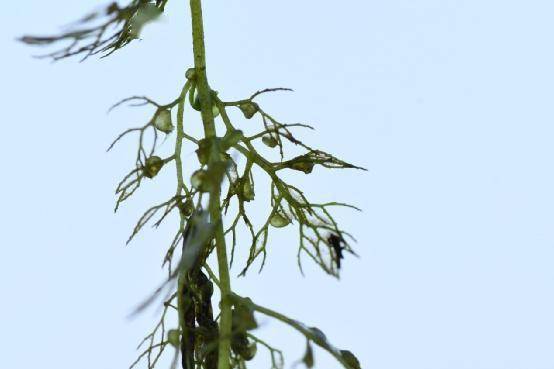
[
  {"xmin": 22, "ymin": 1, "xmax": 364, "ymax": 369},
  {"xmin": 302, "ymin": 342, "xmax": 314, "ymax": 368},
  {"xmin": 20, "ymin": 1, "xmax": 170, "ymax": 61}
]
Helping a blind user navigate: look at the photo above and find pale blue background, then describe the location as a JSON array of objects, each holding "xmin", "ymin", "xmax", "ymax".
[{"xmin": 2, "ymin": 1, "xmax": 554, "ymax": 368}]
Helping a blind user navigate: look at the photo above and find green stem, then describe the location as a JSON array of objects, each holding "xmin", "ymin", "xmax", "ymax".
[
  {"xmin": 189, "ymin": 2, "xmax": 233, "ymax": 369},
  {"xmin": 176, "ymin": 81, "xmax": 192, "ymax": 369},
  {"xmin": 176, "ymin": 81, "xmax": 191, "ymax": 196},
  {"xmin": 233, "ymin": 294, "xmax": 355, "ymax": 369}
]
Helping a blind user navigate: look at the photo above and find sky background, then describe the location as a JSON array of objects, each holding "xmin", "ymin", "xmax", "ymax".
[{"xmin": 2, "ymin": 1, "xmax": 554, "ymax": 368}]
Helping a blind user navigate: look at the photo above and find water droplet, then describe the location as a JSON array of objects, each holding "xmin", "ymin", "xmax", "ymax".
[
  {"xmin": 269, "ymin": 212, "xmax": 290, "ymax": 228},
  {"xmin": 143, "ymin": 156, "xmax": 164, "ymax": 178},
  {"xmin": 191, "ymin": 169, "xmax": 209, "ymax": 192},
  {"xmin": 309, "ymin": 326, "xmax": 327, "ymax": 343},
  {"xmin": 153, "ymin": 109, "xmax": 173, "ymax": 133},
  {"xmin": 167, "ymin": 329, "xmax": 180, "ymax": 347},
  {"xmin": 222, "ymin": 129, "xmax": 243, "ymax": 149},
  {"xmin": 242, "ymin": 180, "xmax": 255, "ymax": 201},
  {"xmin": 289, "ymin": 158, "xmax": 314, "ymax": 174},
  {"xmin": 212, "ymin": 104, "xmax": 220, "ymax": 118},
  {"xmin": 340, "ymin": 350, "xmax": 361, "ymax": 369},
  {"xmin": 193, "ymin": 94, "xmax": 220, "ymax": 117},
  {"xmin": 177, "ymin": 197, "xmax": 194, "ymax": 217},
  {"xmin": 262, "ymin": 135, "xmax": 278, "ymax": 148},
  {"xmin": 239, "ymin": 102, "xmax": 259, "ymax": 119},
  {"xmin": 185, "ymin": 68, "xmax": 196, "ymax": 80}
]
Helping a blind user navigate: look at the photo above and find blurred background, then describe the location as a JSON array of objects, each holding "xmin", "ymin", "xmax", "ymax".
[{"xmin": 2, "ymin": 1, "xmax": 554, "ymax": 368}]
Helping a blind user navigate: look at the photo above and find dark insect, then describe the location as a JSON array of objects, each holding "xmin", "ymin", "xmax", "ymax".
[
  {"xmin": 181, "ymin": 285, "xmax": 196, "ymax": 369},
  {"xmin": 194, "ymin": 271, "xmax": 219, "ymax": 369},
  {"xmin": 327, "ymin": 233, "xmax": 346, "ymax": 269},
  {"xmin": 180, "ymin": 210, "xmax": 220, "ymax": 369}
]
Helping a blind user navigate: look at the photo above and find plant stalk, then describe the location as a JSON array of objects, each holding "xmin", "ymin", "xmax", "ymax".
[{"xmin": 189, "ymin": 2, "xmax": 233, "ymax": 369}]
